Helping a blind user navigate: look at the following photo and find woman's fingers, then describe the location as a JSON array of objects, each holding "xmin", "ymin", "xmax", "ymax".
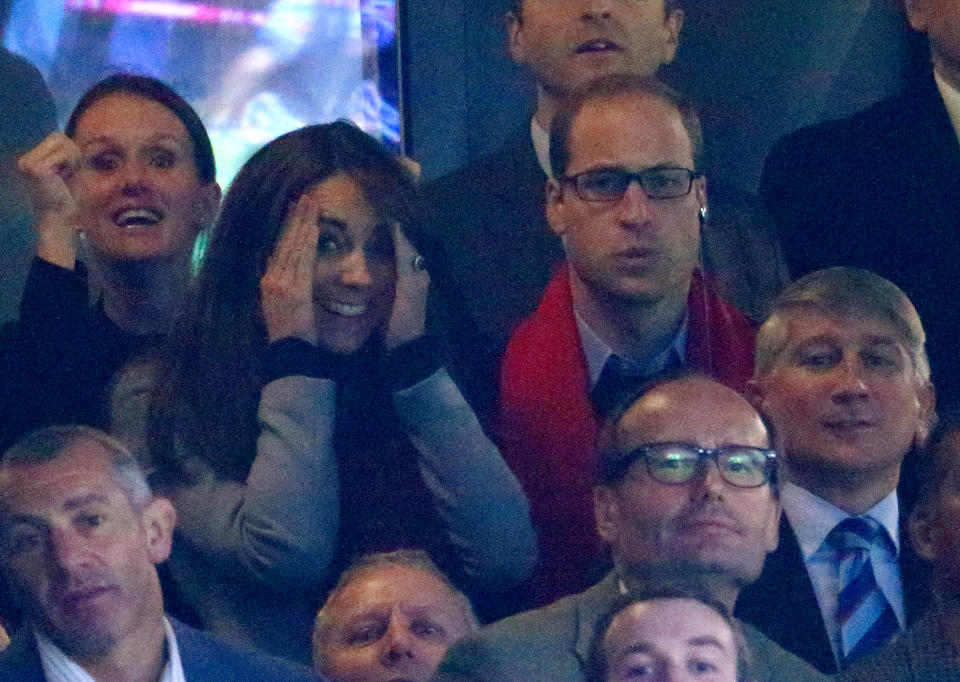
[
  {"xmin": 260, "ymin": 195, "xmax": 320, "ymax": 344},
  {"xmin": 385, "ymin": 223, "xmax": 429, "ymax": 349},
  {"xmin": 18, "ymin": 132, "xmax": 80, "ymax": 215}
]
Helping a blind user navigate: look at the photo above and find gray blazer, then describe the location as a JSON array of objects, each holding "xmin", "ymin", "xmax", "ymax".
[{"xmin": 434, "ymin": 572, "xmax": 831, "ymax": 682}]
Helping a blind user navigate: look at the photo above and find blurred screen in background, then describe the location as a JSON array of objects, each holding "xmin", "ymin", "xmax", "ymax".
[{"xmin": 4, "ymin": 0, "xmax": 401, "ymax": 187}]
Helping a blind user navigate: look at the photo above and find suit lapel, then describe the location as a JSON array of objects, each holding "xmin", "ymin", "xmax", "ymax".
[
  {"xmin": 573, "ymin": 573, "xmax": 622, "ymax": 667},
  {"xmin": 736, "ymin": 516, "xmax": 837, "ymax": 673},
  {"xmin": 0, "ymin": 630, "xmax": 49, "ymax": 682}
]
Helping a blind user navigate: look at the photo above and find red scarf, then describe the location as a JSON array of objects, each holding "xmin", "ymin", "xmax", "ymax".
[{"xmin": 498, "ymin": 267, "xmax": 756, "ymax": 603}]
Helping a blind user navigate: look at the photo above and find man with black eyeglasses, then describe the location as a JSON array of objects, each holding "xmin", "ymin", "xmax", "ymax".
[
  {"xmin": 435, "ymin": 374, "xmax": 827, "ymax": 681},
  {"xmin": 497, "ymin": 74, "xmax": 757, "ymax": 604},
  {"xmin": 736, "ymin": 267, "xmax": 935, "ymax": 674}
]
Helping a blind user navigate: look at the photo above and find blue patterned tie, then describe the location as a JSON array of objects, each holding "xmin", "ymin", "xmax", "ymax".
[{"xmin": 829, "ymin": 516, "xmax": 901, "ymax": 668}]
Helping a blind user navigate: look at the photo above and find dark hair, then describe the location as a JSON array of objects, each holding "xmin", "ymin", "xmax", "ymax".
[
  {"xmin": 65, "ymin": 73, "xmax": 216, "ymax": 184},
  {"xmin": 150, "ymin": 122, "xmax": 417, "ymax": 479},
  {"xmin": 549, "ymin": 74, "xmax": 703, "ymax": 178},
  {"xmin": 586, "ymin": 583, "xmax": 745, "ymax": 682},
  {"xmin": 911, "ymin": 409, "xmax": 960, "ymax": 516}
]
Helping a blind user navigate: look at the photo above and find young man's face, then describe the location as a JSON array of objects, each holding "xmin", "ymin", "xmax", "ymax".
[
  {"xmin": 508, "ymin": 0, "xmax": 682, "ymax": 97},
  {"xmin": 547, "ymin": 93, "xmax": 705, "ymax": 309},
  {"xmin": 0, "ymin": 441, "xmax": 174, "ymax": 658}
]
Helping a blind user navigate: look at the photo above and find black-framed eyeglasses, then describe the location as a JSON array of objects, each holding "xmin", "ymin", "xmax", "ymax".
[
  {"xmin": 560, "ymin": 167, "xmax": 699, "ymax": 202},
  {"xmin": 625, "ymin": 442, "xmax": 777, "ymax": 488}
]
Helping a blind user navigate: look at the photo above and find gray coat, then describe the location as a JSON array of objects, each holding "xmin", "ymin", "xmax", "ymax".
[{"xmin": 434, "ymin": 572, "xmax": 831, "ymax": 682}]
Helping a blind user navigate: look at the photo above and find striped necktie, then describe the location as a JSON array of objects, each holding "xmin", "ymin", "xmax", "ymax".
[{"xmin": 828, "ymin": 516, "xmax": 901, "ymax": 668}]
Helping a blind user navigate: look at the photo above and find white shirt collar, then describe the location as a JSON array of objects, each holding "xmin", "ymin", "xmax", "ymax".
[
  {"xmin": 780, "ymin": 481, "xmax": 900, "ymax": 561},
  {"xmin": 36, "ymin": 617, "xmax": 186, "ymax": 682},
  {"xmin": 530, "ymin": 116, "xmax": 552, "ymax": 178},
  {"xmin": 574, "ymin": 307, "xmax": 688, "ymax": 388},
  {"xmin": 935, "ymin": 68, "xmax": 960, "ymax": 145}
]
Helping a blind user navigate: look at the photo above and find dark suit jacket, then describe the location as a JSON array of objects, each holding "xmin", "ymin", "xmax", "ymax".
[
  {"xmin": 839, "ymin": 605, "xmax": 960, "ymax": 682},
  {"xmin": 417, "ymin": 129, "xmax": 562, "ymax": 416},
  {"xmin": 760, "ymin": 71, "xmax": 960, "ymax": 407},
  {"xmin": 434, "ymin": 572, "xmax": 829, "ymax": 682},
  {"xmin": 0, "ymin": 618, "xmax": 320, "ymax": 681},
  {"xmin": 736, "ymin": 513, "xmax": 931, "ymax": 674}
]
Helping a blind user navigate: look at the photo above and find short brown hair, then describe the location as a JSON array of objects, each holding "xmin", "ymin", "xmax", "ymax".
[{"xmin": 549, "ymin": 73, "xmax": 703, "ymax": 178}]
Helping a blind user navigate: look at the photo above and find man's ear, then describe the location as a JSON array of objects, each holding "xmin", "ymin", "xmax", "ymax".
[
  {"xmin": 662, "ymin": 9, "xmax": 684, "ymax": 64},
  {"xmin": 914, "ymin": 380, "xmax": 937, "ymax": 448},
  {"xmin": 143, "ymin": 497, "xmax": 177, "ymax": 565},
  {"xmin": 594, "ymin": 485, "xmax": 620, "ymax": 545},
  {"xmin": 909, "ymin": 505, "xmax": 939, "ymax": 562},
  {"xmin": 695, "ymin": 176, "xmax": 708, "ymax": 230},
  {"xmin": 764, "ymin": 496, "xmax": 781, "ymax": 554},
  {"xmin": 546, "ymin": 178, "xmax": 566, "ymax": 237},
  {"xmin": 745, "ymin": 377, "xmax": 766, "ymax": 413},
  {"xmin": 902, "ymin": 0, "xmax": 927, "ymax": 32},
  {"xmin": 506, "ymin": 9, "xmax": 526, "ymax": 63}
]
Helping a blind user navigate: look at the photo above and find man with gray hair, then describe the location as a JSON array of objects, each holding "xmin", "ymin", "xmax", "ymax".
[
  {"xmin": 737, "ymin": 267, "xmax": 935, "ymax": 674},
  {"xmin": 0, "ymin": 424, "xmax": 319, "ymax": 681},
  {"xmin": 313, "ymin": 549, "xmax": 477, "ymax": 682}
]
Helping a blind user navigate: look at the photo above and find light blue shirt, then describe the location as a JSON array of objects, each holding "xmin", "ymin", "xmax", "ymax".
[
  {"xmin": 36, "ymin": 617, "xmax": 185, "ymax": 682},
  {"xmin": 574, "ymin": 308, "xmax": 688, "ymax": 389},
  {"xmin": 781, "ymin": 482, "xmax": 904, "ymax": 665}
]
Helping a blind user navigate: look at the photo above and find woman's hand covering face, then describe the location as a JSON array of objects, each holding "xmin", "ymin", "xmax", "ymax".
[
  {"xmin": 384, "ymin": 224, "xmax": 429, "ymax": 350},
  {"xmin": 260, "ymin": 194, "xmax": 321, "ymax": 345}
]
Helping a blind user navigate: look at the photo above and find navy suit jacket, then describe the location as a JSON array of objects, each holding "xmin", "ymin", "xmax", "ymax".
[
  {"xmin": 735, "ymin": 513, "xmax": 931, "ymax": 675},
  {"xmin": 0, "ymin": 618, "xmax": 321, "ymax": 681},
  {"xmin": 760, "ymin": 71, "xmax": 960, "ymax": 406}
]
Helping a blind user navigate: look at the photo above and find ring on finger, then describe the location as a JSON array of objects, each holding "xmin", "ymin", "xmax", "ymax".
[{"xmin": 411, "ymin": 255, "xmax": 427, "ymax": 272}]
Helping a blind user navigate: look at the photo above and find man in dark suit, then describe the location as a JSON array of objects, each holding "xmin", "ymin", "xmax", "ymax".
[
  {"xmin": 759, "ymin": 0, "xmax": 960, "ymax": 408},
  {"xmin": 0, "ymin": 424, "xmax": 318, "ymax": 681},
  {"xmin": 420, "ymin": 0, "xmax": 683, "ymax": 412},
  {"xmin": 435, "ymin": 374, "xmax": 828, "ymax": 681},
  {"xmin": 738, "ymin": 267, "xmax": 935, "ymax": 674}
]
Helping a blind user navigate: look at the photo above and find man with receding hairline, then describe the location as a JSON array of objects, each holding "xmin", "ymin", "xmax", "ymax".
[
  {"xmin": 0, "ymin": 424, "xmax": 319, "ymax": 682},
  {"xmin": 313, "ymin": 550, "xmax": 477, "ymax": 682},
  {"xmin": 435, "ymin": 374, "xmax": 827, "ymax": 682}
]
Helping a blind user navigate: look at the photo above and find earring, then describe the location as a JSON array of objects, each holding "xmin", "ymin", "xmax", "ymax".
[{"xmin": 698, "ymin": 206, "xmax": 708, "ymax": 226}]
